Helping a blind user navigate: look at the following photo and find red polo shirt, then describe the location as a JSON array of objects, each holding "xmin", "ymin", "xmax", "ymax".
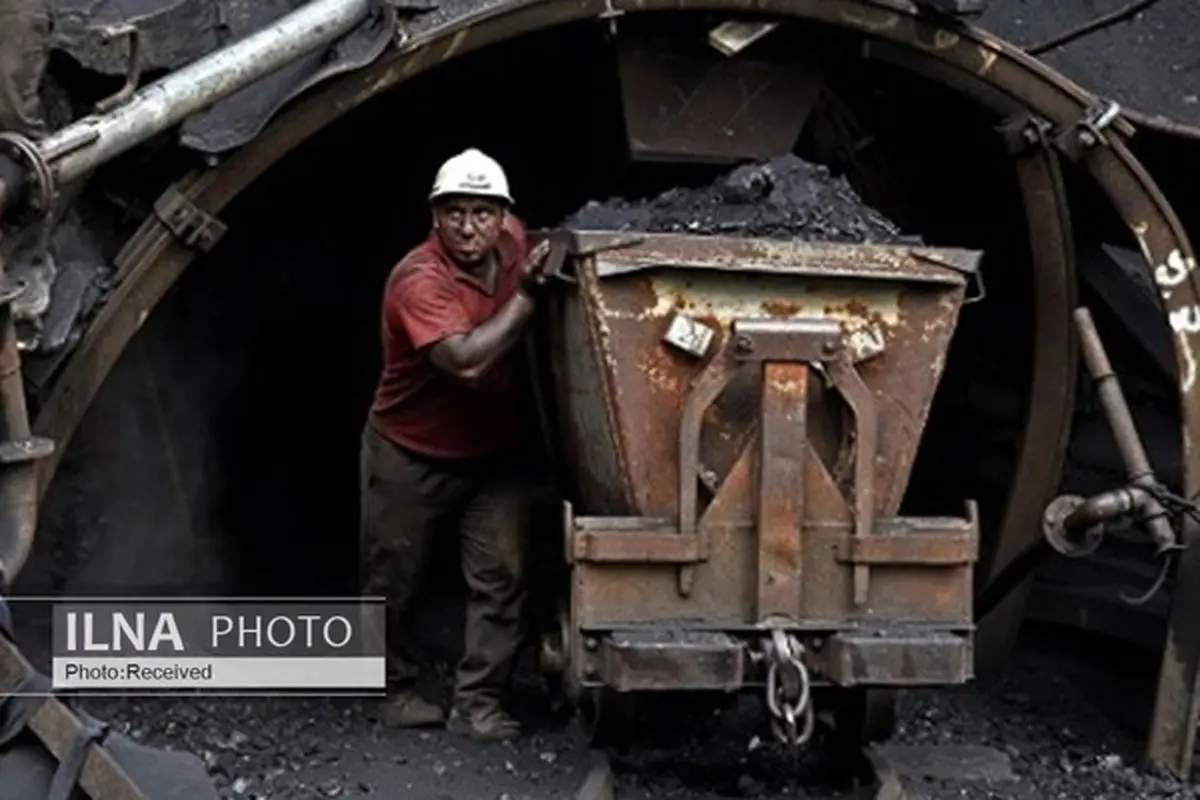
[{"xmin": 370, "ymin": 216, "xmax": 528, "ymax": 459}]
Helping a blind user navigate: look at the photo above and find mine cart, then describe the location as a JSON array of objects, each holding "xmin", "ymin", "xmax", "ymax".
[{"xmin": 535, "ymin": 230, "xmax": 983, "ymax": 748}]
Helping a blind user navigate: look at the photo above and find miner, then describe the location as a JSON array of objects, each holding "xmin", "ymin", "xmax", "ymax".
[{"xmin": 360, "ymin": 148, "xmax": 550, "ymax": 741}]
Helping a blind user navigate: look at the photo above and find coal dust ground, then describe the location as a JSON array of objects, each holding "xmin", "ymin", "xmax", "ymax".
[{"xmin": 56, "ymin": 624, "xmax": 1200, "ymax": 800}]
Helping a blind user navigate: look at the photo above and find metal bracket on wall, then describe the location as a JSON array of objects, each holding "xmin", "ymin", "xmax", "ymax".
[
  {"xmin": 93, "ymin": 24, "xmax": 145, "ymax": 114},
  {"xmin": 152, "ymin": 185, "xmax": 227, "ymax": 253},
  {"xmin": 1051, "ymin": 99, "xmax": 1133, "ymax": 160},
  {"xmin": 998, "ymin": 114, "xmax": 1053, "ymax": 157}
]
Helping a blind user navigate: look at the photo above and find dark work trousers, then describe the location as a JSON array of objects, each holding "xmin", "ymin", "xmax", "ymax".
[
  {"xmin": 359, "ymin": 422, "xmax": 529, "ymax": 714},
  {"xmin": 0, "ymin": 0, "xmax": 50, "ymax": 139}
]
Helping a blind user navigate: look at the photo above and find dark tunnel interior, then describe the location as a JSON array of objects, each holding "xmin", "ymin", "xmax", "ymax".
[{"xmin": 19, "ymin": 14, "xmax": 1181, "ymax": 653}]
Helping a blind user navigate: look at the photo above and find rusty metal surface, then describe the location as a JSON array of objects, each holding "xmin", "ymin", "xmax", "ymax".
[
  {"xmin": 557, "ymin": 234, "xmax": 978, "ymax": 663},
  {"xmin": 544, "ymin": 260, "xmax": 636, "ymax": 517},
  {"xmin": 571, "ymin": 515, "xmax": 702, "ymax": 563},
  {"xmin": 548, "ymin": 232, "xmax": 977, "ymax": 524},
  {"xmin": 835, "ymin": 514, "xmax": 976, "ymax": 566},
  {"xmin": 615, "ymin": 21, "xmax": 825, "ymax": 164},
  {"xmin": 756, "ymin": 361, "xmax": 808, "ymax": 622},
  {"xmin": 820, "ymin": 630, "xmax": 973, "ymax": 687},
  {"xmin": 19, "ymin": 0, "xmax": 1200, "ymax": 775},
  {"xmin": 732, "ymin": 317, "xmax": 843, "ymax": 363},
  {"xmin": 575, "ymin": 512, "xmax": 977, "ymax": 567},
  {"xmin": 600, "ymin": 630, "xmax": 745, "ymax": 692},
  {"xmin": 826, "ymin": 357, "xmax": 878, "ymax": 607},
  {"xmin": 579, "ymin": 232, "xmax": 981, "ymax": 284}
]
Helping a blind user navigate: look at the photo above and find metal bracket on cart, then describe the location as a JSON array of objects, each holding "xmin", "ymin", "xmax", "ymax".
[{"xmin": 533, "ymin": 229, "xmax": 647, "ymax": 285}]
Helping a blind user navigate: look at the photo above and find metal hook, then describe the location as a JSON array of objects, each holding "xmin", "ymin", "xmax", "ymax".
[{"xmin": 94, "ymin": 24, "xmax": 144, "ymax": 114}]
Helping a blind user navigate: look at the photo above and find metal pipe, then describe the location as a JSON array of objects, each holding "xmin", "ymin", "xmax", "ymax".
[
  {"xmin": 1062, "ymin": 486, "xmax": 1148, "ymax": 532},
  {"xmin": 1071, "ymin": 307, "xmax": 1177, "ymax": 553},
  {"xmin": 42, "ymin": 0, "xmax": 372, "ymax": 186},
  {"xmin": 1074, "ymin": 307, "xmax": 1156, "ymax": 482}
]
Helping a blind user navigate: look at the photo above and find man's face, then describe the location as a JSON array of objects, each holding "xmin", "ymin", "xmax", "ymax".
[{"xmin": 432, "ymin": 196, "xmax": 505, "ymax": 267}]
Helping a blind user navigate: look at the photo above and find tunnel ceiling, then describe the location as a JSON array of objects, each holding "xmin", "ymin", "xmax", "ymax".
[{"xmin": 47, "ymin": 0, "xmax": 1200, "ymax": 155}]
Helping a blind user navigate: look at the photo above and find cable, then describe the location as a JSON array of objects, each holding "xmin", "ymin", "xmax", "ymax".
[
  {"xmin": 1027, "ymin": 0, "xmax": 1164, "ymax": 56},
  {"xmin": 1120, "ymin": 553, "xmax": 1172, "ymax": 606},
  {"xmin": 1113, "ymin": 482, "xmax": 1199, "ymax": 606}
]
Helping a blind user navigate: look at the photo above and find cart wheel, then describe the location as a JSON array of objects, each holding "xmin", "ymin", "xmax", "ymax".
[
  {"xmin": 578, "ymin": 689, "xmax": 637, "ymax": 751},
  {"xmin": 831, "ymin": 688, "xmax": 899, "ymax": 747}
]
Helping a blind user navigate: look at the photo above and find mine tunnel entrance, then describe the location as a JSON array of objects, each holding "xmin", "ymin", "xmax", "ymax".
[{"xmin": 16, "ymin": 14, "xmax": 1175, "ymax": 657}]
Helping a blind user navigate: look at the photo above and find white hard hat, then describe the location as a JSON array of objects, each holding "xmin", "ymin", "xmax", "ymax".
[{"xmin": 429, "ymin": 148, "xmax": 513, "ymax": 205}]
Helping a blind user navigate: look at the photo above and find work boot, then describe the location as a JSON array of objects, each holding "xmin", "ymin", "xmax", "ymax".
[
  {"xmin": 372, "ymin": 690, "xmax": 446, "ymax": 728},
  {"xmin": 446, "ymin": 704, "xmax": 521, "ymax": 741}
]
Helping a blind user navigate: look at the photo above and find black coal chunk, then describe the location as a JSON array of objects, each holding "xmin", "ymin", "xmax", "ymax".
[{"xmin": 564, "ymin": 154, "xmax": 918, "ymax": 245}]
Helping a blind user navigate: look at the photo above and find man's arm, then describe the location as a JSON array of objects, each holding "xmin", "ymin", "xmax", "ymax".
[
  {"xmin": 390, "ymin": 240, "xmax": 550, "ymax": 388},
  {"xmin": 427, "ymin": 238, "xmax": 551, "ymax": 386},
  {"xmin": 427, "ymin": 289, "xmax": 535, "ymax": 385}
]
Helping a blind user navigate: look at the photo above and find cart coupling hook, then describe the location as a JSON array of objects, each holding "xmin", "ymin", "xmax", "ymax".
[{"xmin": 763, "ymin": 628, "xmax": 814, "ymax": 748}]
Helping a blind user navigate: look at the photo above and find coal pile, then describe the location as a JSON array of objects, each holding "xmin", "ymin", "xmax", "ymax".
[{"xmin": 564, "ymin": 154, "xmax": 915, "ymax": 244}]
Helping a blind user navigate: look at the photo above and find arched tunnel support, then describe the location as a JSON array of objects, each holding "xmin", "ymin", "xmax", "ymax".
[
  {"xmin": 16, "ymin": 0, "xmax": 1200, "ymax": 777},
  {"xmin": 975, "ymin": 113, "xmax": 1078, "ymax": 670}
]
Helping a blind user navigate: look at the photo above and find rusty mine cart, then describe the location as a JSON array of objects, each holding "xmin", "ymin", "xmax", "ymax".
[{"xmin": 534, "ymin": 230, "xmax": 982, "ymax": 749}]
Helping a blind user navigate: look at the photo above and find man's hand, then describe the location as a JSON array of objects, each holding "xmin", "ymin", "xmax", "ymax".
[
  {"xmin": 518, "ymin": 239, "xmax": 554, "ymax": 301},
  {"xmin": 523, "ymin": 239, "xmax": 552, "ymax": 278}
]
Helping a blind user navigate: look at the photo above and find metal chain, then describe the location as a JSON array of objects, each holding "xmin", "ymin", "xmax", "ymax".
[{"xmin": 763, "ymin": 629, "xmax": 815, "ymax": 748}]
